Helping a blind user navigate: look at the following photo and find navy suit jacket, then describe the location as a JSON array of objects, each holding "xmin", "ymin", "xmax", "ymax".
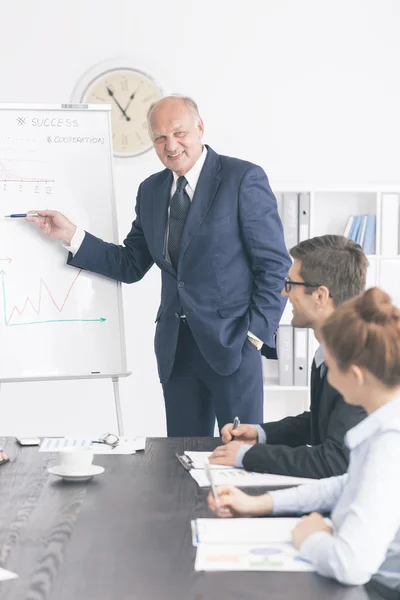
[{"xmin": 68, "ymin": 146, "xmax": 291, "ymax": 383}]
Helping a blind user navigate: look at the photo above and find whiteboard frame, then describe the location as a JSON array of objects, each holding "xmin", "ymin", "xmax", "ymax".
[
  {"xmin": 0, "ymin": 103, "xmax": 129, "ymax": 381},
  {"xmin": 0, "ymin": 372, "xmax": 131, "ymax": 384},
  {"xmin": 0, "ymin": 104, "xmax": 110, "ymax": 111}
]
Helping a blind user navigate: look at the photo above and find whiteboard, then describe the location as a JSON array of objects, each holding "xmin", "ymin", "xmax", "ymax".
[{"xmin": 0, "ymin": 104, "xmax": 127, "ymax": 380}]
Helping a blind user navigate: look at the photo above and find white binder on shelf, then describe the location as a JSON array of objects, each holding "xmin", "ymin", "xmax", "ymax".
[
  {"xmin": 282, "ymin": 193, "xmax": 299, "ymax": 250},
  {"xmin": 277, "ymin": 325, "xmax": 294, "ymax": 386},
  {"xmin": 298, "ymin": 193, "xmax": 310, "ymax": 242},
  {"xmin": 381, "ymin": 194, "xmax": 399, "ymax": 256},
  {"xmin": 294, "ymin": 329, "xmax": 308, "ymax": 386},
  {"xmin": 358, "ymin": 215, "xmax": 368, "ymax": 246},
  {"xmin": 343, "ymin": 215, "xmax": 354, "ymax": 237}
]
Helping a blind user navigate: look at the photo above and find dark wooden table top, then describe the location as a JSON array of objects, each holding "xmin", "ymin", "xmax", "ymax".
[{"xmin": 0, "ymin": 437, "xmax": 373, "ymax": 600}]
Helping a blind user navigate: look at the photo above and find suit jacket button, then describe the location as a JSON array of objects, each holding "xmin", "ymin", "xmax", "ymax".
[
  {"xmin": 178, "ymin": 281, "xmax": 184, "ymax": 288},
  {"xmin": 175, "ymin": 312, "xmax": 180, "ymax": 318}
]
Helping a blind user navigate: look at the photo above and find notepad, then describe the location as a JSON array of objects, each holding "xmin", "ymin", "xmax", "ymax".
[
  {"xmin": 39, "ymin": 437, "xmax": 146, "ymax": 454},
  {"xmin": 191, "ymin": 518, "xmax": 315, "ymax": 572},
  {"xmin": 189, "ymin": 467, "xmax": 316, "ymax": 488},
  {"xmin": 184, "ymin": 451, "xmax": 231, "ymax": 469},
  {"xmin": 191, "ymin": 518, "xmax": 300, "ymax": 546}
]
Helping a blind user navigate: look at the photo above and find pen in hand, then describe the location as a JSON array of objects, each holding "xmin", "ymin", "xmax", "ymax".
[
  {"xmin": 205, "ymin": 460, "xmax": 221, "ymax": 516},
  {"xmin": 233, "ymin": 416, "xmax": 240, "ymax": 431},
  {"xmin": 4, "ymin": 213, "xmax": 40, "ymax": 218}
]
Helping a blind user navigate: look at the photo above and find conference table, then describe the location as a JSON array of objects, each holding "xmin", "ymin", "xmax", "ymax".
[{"xmin": 0, "ymin": 437, "xmax": 376, "ymax": 600}]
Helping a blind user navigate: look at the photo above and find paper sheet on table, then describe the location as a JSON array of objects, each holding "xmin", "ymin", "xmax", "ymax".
[
  {"xmin": 39, "ymin": 437, "xmax": 146, "ymax": 454},
  {"xmin": 191, "ymin": 518, "xmax": 301, "ymax": 546},
  {"xmin": 189, "ymin": 468, "xmax": 316, "ymax": 488},
  {"xmin": 184, "ymin": 451, "xmax": 231, "ymax": 469},
  {"xmin": 0, "ymin": 567, "xmax": 18, "ymax": 581},
  {"xmin": 194, "ymin": 542, "xmax": 315, "ymax": 572}
]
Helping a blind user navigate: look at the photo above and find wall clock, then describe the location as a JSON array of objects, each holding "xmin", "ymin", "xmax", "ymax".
[{"xmin": 72, "ymin": 61, "xmax": 164, "ymax": 157}]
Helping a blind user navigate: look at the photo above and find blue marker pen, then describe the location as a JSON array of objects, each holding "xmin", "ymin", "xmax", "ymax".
[{"xmin": 4, "ymin": 213, "xmax": 40, "ymax": 218}]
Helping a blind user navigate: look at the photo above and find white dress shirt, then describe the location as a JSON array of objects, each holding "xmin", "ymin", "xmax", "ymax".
[
  {"xmin": 163, "ymin": 147, "xmax": 208, "ymax": 263},
  {"xmin": 65, "ymin": 147, "xmax": 263, "ymax": 346},
  {"xmin": 65, "ymin": 148, "xmax": 208, "ymax": 256},
  {"xmin": 268, "ymin": 394, "xmax": 400, "ymax": 589}
]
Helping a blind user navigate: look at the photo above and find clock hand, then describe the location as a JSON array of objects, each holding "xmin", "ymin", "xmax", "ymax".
[
  {"xmin": 106, "ymin": 86, "xmax": 131, "ymax": 121},
  {"xmin": 123, "ymin": 83, "xmax": 142, "ymax": 115},
  {"xmin": 122, "ymin": 91, "xmax": 136, "ymax": 115}
]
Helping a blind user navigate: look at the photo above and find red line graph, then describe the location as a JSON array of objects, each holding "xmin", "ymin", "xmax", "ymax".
[
  {"xmin": 6, "ymin": 269, "xmax": 82, "ymax": 325},
  {"xmin": 0, "ymin": 161, "xmax": 54, "ymax": 183}
]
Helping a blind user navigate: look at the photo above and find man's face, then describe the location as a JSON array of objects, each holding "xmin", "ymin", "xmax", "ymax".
[
  {"xmin": 149, "ymin": 98, "xmax": 204, "ymax": 176},
  {"xmin": 281, "ymin": 260, "xmax": 317, "ymax": 329}
]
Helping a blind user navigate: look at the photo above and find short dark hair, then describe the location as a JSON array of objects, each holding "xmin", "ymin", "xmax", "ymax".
[{"xmin": 290, "ymin": 234, "xmax": 368, "ymax": 306}]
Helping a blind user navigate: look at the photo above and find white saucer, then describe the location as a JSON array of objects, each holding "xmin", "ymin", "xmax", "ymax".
[{"xmin": 48, "ymin": 464, "xmax": 105, "ymax": 482}]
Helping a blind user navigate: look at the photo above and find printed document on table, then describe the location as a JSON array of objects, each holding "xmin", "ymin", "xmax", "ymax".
[
  {"xmin": 194, "ymin": 542, "xmax": 315, "ymax": 572},
  {"xmin": 191, "ymin": 518, "xmax": 301, "ymax": 546},
  {"xmin": 184, "ymin": 451, "xmax": 231, "ymax": 469},
  {"xmin": 189, "ymin": 468, "xmax": 316, "ymax": 488},
  {"xmin": 39, "ymin": 437, "xmax": 146, "ymax": 454}
]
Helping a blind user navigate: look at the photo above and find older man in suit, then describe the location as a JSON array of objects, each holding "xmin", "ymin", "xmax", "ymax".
[{"xmin": 27, "ymin": 96, "xmax": 290, "ymax": 436}]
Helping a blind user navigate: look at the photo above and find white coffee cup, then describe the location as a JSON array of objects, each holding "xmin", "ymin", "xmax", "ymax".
[{"xmin": 58, "ymin": 446, "xmax": 94, "ymax": 474}]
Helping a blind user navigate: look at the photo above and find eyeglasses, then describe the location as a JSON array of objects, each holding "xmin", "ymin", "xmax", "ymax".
[
  {"xmin": 91, "ymin": 432, "xmax": 119, "ymax": 449},
  {"xmin": 284, "ymin": 277, "xmax": 333, "ymax": 298}
]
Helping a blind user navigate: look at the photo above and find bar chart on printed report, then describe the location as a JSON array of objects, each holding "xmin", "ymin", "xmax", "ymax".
[{"xmin": 0, "ymin": 104, "xmax": 127, "ymax": 380}]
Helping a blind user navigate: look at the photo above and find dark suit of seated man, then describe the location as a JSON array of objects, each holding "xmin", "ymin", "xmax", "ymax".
[{"xmin": 210, "ymin": 234, "xmax": 368, "ymax": 478}]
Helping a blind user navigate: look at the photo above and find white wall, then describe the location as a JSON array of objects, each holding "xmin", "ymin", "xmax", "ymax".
[{"xmin": 1, "ymin": 0, "xmax": 400, "ymax": 437}]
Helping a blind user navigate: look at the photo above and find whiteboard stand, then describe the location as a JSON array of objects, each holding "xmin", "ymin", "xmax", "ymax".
[
  {"xmin": 0, "ymin": 372, "xmax": 131, "ymax": 436},
  {"xmin": 112, "ymin": 376, "xmax": 125, "ymax": 436},
  {"xmin": 0, "ymin": 104, "xmax": 130, "ymax": 436}
]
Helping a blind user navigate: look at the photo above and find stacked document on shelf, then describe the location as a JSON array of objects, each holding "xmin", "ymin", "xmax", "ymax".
[
  {"xmin": 39, "ymin": 437, "xmax": 146, "ymax": 454},
  {"xmin": 191, "ymin": 518, "xmax": 315, "ymax": 572}
]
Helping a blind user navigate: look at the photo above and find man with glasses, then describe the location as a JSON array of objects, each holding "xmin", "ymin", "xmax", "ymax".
[{"xmin": 210, "ymin": 234, "xmax": 368, "ymax": 478}]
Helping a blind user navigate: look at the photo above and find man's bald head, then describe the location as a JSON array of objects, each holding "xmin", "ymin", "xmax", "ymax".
[{"xmin": 147, "ymin": 95, "xmax": 204, "ymax": 176}]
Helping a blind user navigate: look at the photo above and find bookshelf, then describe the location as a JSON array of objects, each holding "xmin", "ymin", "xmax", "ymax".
[{"xmin": 263, "ymin": 186, "xmax": 400, "ymax": 419}]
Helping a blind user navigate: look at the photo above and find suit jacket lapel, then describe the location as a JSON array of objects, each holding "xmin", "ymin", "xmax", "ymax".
[
  {"xmin": 179, "ymin": 147, "xmax": 221, "ymax": 261},
  {"xmin": 152, "ymin": 169, "xmax": 174, "ymax": 273}
]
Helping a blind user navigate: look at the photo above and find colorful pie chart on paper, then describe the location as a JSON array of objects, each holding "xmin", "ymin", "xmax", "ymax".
[{"xmin": 250, "ymin": 547, "xmax": 282, "ymax": 556}]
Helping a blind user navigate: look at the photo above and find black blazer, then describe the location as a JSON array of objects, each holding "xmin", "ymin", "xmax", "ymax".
[{"xmin": 242, "ymin": 361, "xmax": 367, "ymax": 478}]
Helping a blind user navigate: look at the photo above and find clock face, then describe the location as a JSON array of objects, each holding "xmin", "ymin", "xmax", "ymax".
[{"xmin": 82, "ymin": 68, "xmax": 163, "ymax": 157}]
